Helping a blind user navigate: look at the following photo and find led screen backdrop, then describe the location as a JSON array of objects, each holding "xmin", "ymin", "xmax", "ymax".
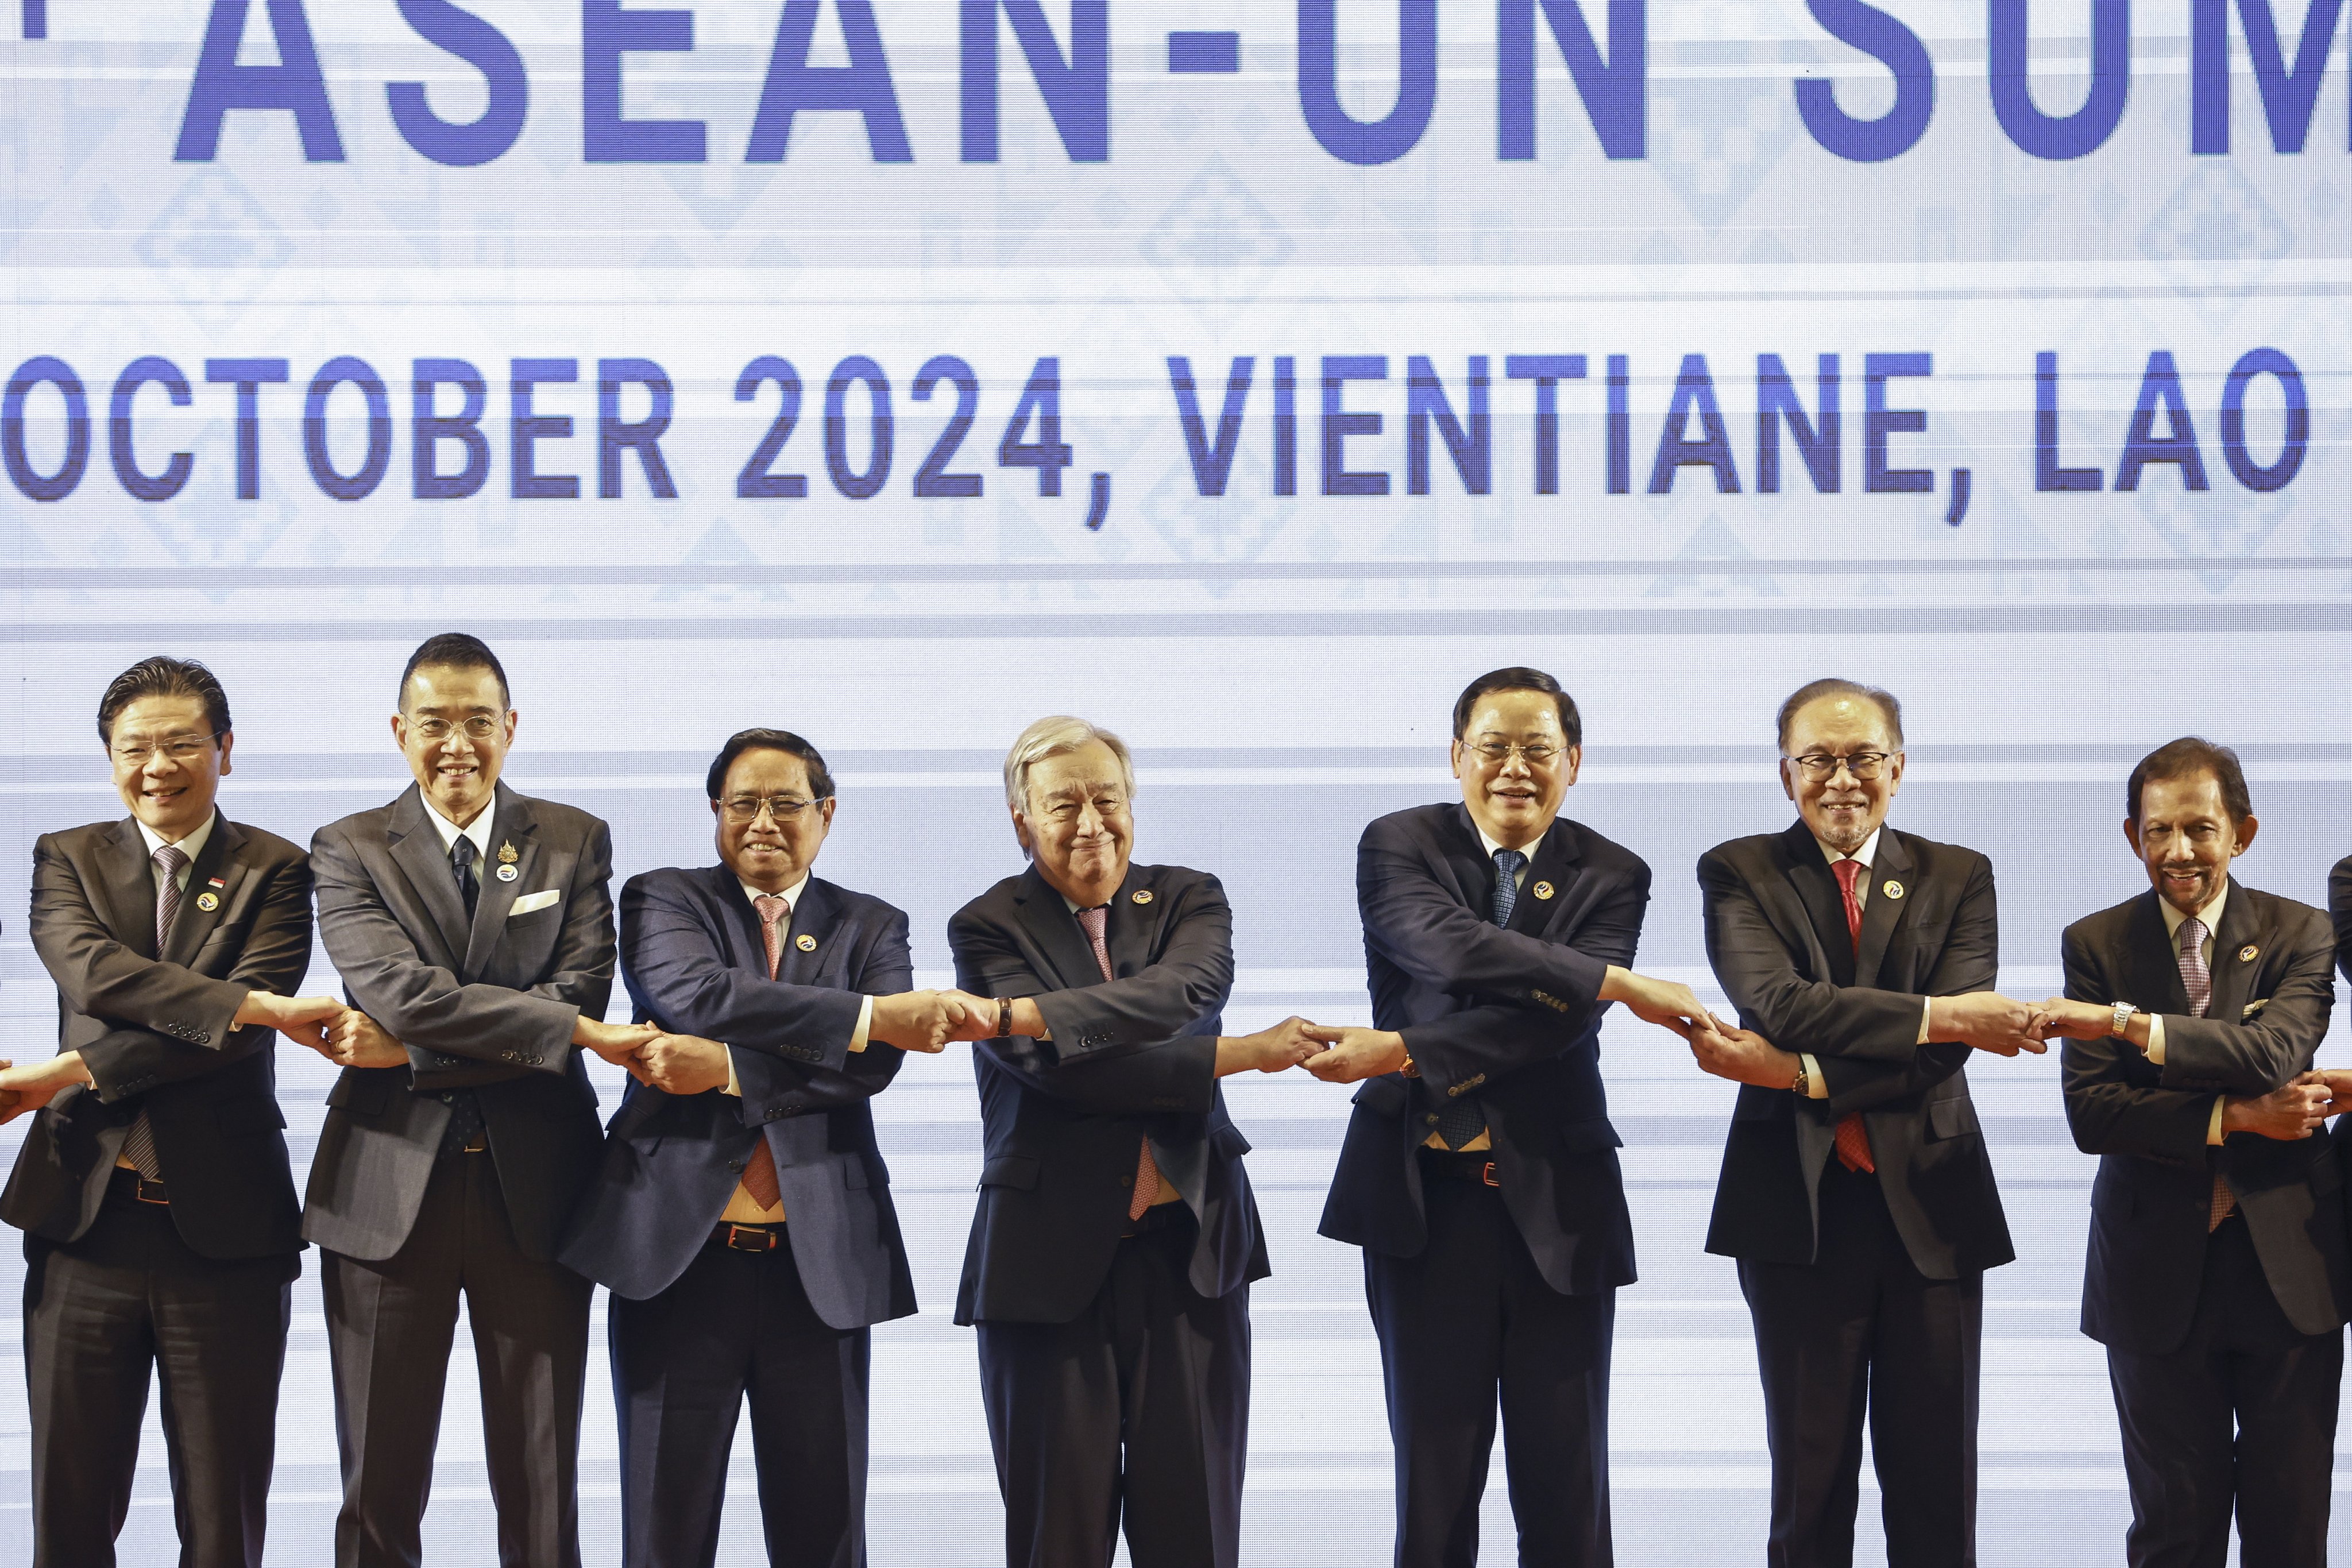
[{"xmin": 0, "ymin": 1, "xmax": 2346, "ymax": 1561}]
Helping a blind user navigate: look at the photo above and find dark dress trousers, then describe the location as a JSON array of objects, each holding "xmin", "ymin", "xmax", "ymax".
[
  {"xmin": 949, "ymin": 862, "xmax": 1266, "ymax": 1568},
  {"xmin": 1699, "ymin": 821, "xmax": 2014, "ymax": 1568},
  {"xmin": 561, "ymin": 865, "xmax": 919, "ymax": 1568},
  {"xmin": 2, "ymin": 812, "xmax": 312, "ymax": 1568},
  {"xmin": 305, "ymin": 782, "xmax": 614, "ymax": 1568},
  {"xmin": 2061, "ymin": 882, "xmax": 2346, "ymax": 1568},
  {"xmin": 1317, "ymin": 803, "xmax": 1648, "ymax": 1568}
]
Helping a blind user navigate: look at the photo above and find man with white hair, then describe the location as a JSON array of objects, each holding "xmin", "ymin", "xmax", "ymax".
[{"xmin": 945, "ymin": 716, "xmax": 1316, "ymax": 1568}]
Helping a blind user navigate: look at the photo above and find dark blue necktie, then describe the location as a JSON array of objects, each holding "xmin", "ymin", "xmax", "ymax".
[
  {"xmin": 437, "ymin": 834, "xmax": 486, "ymax": 1157},
  {"xmin": 1432, "ymin": 848, "xmax": 1527, "ymax": 1150}
]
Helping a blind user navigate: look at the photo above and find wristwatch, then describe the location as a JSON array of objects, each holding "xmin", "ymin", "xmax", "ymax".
[
  {"xmin": 993, "ymin": 997, "xmax": 1017, "ymax": 1040},
  {"xmin": 1790, "ymin": 1063, "xmax": 1809, "ymax": 1096},
  {"xmin": 2110, "ymin": 1001, "xmax": 2137, "ymax": 1040}
]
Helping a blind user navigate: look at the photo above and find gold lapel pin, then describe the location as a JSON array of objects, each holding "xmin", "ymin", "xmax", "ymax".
[
  {"xmin": 1531, "ymin": 881, "xmax": 1555, "ymax": 900},
  {"xmin": 1882, "ymin": 880, "xmax": 1905, "ymax": 900},
  {"xmin": 496, "ymin": 864, "xmax": 519, "ymax": 882},
  {"xmin": 1131, "ymin": 889, "xmax": 1154, "ymax": 905},
  {"xmin": 2238, "ymin": 944, "xmax": 2258, "ymax": 963},
  {"xmin": 194, "ymin": 891, "xmax": 219, "ymax": 912},
  {"xmin": 795, "ymin": 933, "xmax": 817, "ymax": 952},
  {"xmin": 498, "ymin": 842, "xmax": 518, "ymax": 864}
]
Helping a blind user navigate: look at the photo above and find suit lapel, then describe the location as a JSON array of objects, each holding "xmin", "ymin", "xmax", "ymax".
[
  {"xmin": 464, "ymin": 786, "xmax": 538, "ymax": 978},
  {"xmin": 1779, "ymin": 821, "xmax": 1856, "ymax": 988},
  {"xmin": 707, "ymin": 865, "xmax": 771, "ymax": 978},
  {"xmin": 2203, "ymin": 880, "xmax": 2260, "ymax": 1026},
  {"xmin": 1506, "ymin": 821, "xmax": 1580, "ymax": 934},
  {"xmin": 1853, "ymin": 829, "xmax": 1917, "ymax": 991},
  {"xmin": 98, "ymin": 818, "xmax": 162, "ymax": 959},
  {"xmin": 2126, "ymin": 893, "xmax": 2191, "ymax": 1017},
  {"xmin": 1102, "ymin": 867, "xmax": 1167, "ymax": 975},
  {"xmin": 1013, "ymin": 866, "xmax": 1103, "ymax": 988},
  {"xmin": 162, "ymin": 814, "xmax": 240, "ymax": 965},
  {"xmin": 777, "ymin": 877, "xmax": 839, "ymax": 986},
  {"xmin": 386, "ymin": 785, "xmax": 470, "ymax": 974}
]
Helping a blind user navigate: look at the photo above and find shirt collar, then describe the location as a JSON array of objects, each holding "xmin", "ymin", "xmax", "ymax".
[
  {"xmin": 136, "ymin": 811, "xmax": 217, "ymax": 866},
  {"xmin": 740, "ymin": 871, "xmax": 812, "ymax": 909},
  {"xmin": 1476, "ymin": 824, "xmax": 1546, "ymax": 863},
  {"xmin": 2158, "ymin": 879, "xmax": 2229, "ymax": 942},
  {"xmin": 1816, "ymin": 827, "xmax": 1883, "ymax": 870},
  {"xmin": 422, "ymin": 795, "xmax": 497, "ymax": 864}
]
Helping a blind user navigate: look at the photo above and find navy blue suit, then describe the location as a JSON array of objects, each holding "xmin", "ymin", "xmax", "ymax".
[
  {"xmin": 562, "ymin": 865, "xmax": 916, "ymax": 1568},
  {"xmin": 1320, "ymin": 803, "xmax": 1647, "ymax": 1568},
  {"xmin": 949, "ymin": 862, "xmax": 1264, "ymax": 1568}
]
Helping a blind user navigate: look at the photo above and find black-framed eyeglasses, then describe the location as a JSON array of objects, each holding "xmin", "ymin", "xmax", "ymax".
[
  {"xmin": 407, "ymin": 715, "xmax": 503, "ymax": 743},
  {"xmin": 110, "ymin": 732, "xmax": 223, "ymax": 767},
  {"xmin": 1462, "ymin": 740, "xmax": 1565, "ymax": 768},
  {"xmin": 1786, "ymin": 751, "xmax": 1890, "ymax": 782},
  {"xmin": 717, "ymin": 794, "xmax": 826, "ymax": 824}
]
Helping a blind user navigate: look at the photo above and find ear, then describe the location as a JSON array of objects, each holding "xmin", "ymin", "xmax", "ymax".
[
  {"xmin": 2123, "ymin": 817, "xmax": 2144, "ymax": 857},
  {"xmin": 1559, "ymin": 744, "xmax": 1582, "ymax": 789},
  {"xmin": 1449, "ymin": 739, "xmax": 1466, "ymax": 783},
  {"xmin": 1779, "ymin": 759, "xmax": 1798, "ymax": 805},
  {"xmin": 217, "ymin": 730, "xmax": 235, "ymax": 777},
  {"xmin": 2231, "ymin": 814, "xmax": 2258, "ymax": 855},
  {"xmin": 1010, "ymin": 806, "xmax": 1036, "ymax": 858},
  {"xmin": 501, "ymin": 709, "xmax": 519, "ymax": 746},
  {"xmin": 1883, "ymin": 749, "xmax": 1905, "ymax": 795},
  {"xmin": 817, "ymin": 797, "xmax": 838, "ymax": 830}
]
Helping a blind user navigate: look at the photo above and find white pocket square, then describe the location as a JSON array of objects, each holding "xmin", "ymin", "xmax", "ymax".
[{"xmin": 509, "ymin": 890, "xmax": 561, "ymax": 916}]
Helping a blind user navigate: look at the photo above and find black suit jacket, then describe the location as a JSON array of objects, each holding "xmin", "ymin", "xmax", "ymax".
[
  {"xmin": 2062, "ymin": 882, "xmax": 2347, "ymax": 1351},
  {"xmin": 560, "ymin": 865, "xmax": 918, "ymax": 1330},
  {"xmin": 1318, "ymin": 804, "xmax": 1646, "ymax": 1296},
  {"xmin": 303, "ymin": 782, "xmax": 613, "ymax": 1262},
  {"xmin": 948, "ymin": 862, "xmax": 1266, "ymax": 1326},
  {"xmin": 1700, "ymin": 820, "xmax": 2014, "ymax": 1279},
  {"xmin": 2, "ymin": 813, "xmax": 312, "ymax": 1258},
  {"xmin": 2331, "ymin": 855, "xmax": 2352, "ymax": 991}
]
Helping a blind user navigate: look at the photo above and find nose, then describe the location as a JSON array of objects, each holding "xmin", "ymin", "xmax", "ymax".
[
  {"xmin": 1075, "ymin": 802, "xmax": 1106, "ymax": 839},
  {"xmin": 1498, "ymin": 748, "xmax": 1532, "ymax": 779},
  {"xmin": 443, "ymin": 727, "xmax": 476, "ymax": 758}
]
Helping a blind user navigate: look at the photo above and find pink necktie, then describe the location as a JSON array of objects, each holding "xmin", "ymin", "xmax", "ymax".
[
  {"xmin": 1828, "ymin": 859, "xmax": 1875, "ymax": 1175},
  {"xmin": 737, "ymin": 894, "xmax": 790, "ymax": 1212},
  {"xmin": 2180, "ymin": 916, "xmax": 2233, "ymax": 1231},
  {"xmin": 1076, "ymin": 904, "xmax": 1158, "ymax": 1222}
]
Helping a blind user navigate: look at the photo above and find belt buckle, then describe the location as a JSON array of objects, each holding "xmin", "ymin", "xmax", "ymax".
[
  {"xmin": 134, "ymin": 1174, "xmax": 170, "ymax": 1205},
  {"xmin": 1481, "ymin": 1161, "xmax": 1499, "ymax": 1188},
  {"xmin": 723, "ymin": 1224, "xmax": 772, "ymax": 1253},
  {"xmin": 461, "ymin": 1131, "xmax": 488, "ymax": 1154}
]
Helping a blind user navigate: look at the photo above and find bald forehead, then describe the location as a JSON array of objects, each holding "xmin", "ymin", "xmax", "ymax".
[{"xmin": 1786, "ymin": 695, "xmax": 1897, "ymax": 753}]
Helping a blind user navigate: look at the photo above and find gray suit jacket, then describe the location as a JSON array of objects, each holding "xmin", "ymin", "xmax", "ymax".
[{"xmin": 302, "ymin": 782, "xmax": 615, "ymax": 1261}]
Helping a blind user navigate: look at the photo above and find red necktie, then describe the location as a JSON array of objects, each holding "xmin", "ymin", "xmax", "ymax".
[
  {"xmin": 1076, "ymin": 904, "xmax": 1159, "ymax": 1222},
  {"xmin": 1829, "ymin": 859, "xmax": 1875, "ymax": 1175},
  {"xmin": 737, "ymin": 894, "xmax": 790, "ymax": 1212}
]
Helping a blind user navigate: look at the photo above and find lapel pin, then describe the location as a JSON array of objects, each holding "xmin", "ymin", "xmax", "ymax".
[
  {"xmin": 496, "ymin": 864, "xmax": 519, "ymax": 882},
  {"xmin": 1131, "ymin": 889, "xmax": 1153, "ymax": 905},
  {"xmin": 206, "ymin": 876, "xmax": 226, "ymax": 889},
  {"xmin": 1532, "ymin": 880, "xmax": 1555, "ymax": 901},
  {"xmin": 194, "ymin": 891, "xmax": 219, "ymax": 912},
  {"xmin": 795, "ymin": 932, "xmax": 817, "ymax": 952},
  {"xmin": 2238, "ymin": 944, "xmax": 2258, "ymax": 963},
  {"xmin": 498, "ymin": 841, "xmax": 519, "ymax": 864},
  {"xmin": 1882, "ymin": 880, "xmax": 1905, "ymax": 901}
]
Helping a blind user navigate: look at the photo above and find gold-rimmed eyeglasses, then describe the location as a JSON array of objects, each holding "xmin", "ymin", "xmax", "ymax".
[{"xmin": 1786, "ymin": 751, "xmax": 1890, "ymax": 782}]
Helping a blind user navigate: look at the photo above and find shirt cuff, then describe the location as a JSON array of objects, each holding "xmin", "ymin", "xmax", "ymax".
[
  {"xmin": 721, "ymin": 1046, "xmax": 742, "ymax": 1098},
  {"xmin": 849, "ymin": 995, "xmax": 872, "ymax": 1053},
  {"xmin": 1801, "ymin": 1053, "xmax": 1829, "ymax": 1098},
  {"xmin": 2207, "ymin": 1095, "xmax": 2225, "ymax": 1146},
  {"xmin": 2144, "ymin": 1014, "xmax": 2166, "ymax": 1065},
  {"xmin": 1916, "ymin": 998, "xmax": 1932, "ymax": 1046}
]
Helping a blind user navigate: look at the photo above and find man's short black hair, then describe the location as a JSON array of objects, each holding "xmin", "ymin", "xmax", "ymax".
[
  {"xmin": 1775, "ymin": 678, "xmax": 1905, "ymax": 751},
  {"xmin": 399, "ymin": 632, "xmax": 510, "ymax": 710},
  {"xmin": 1451, "ymin": 667, "xmax": 1582, "ymax": 747},
  {"xmin": 97, "ymin": 656, "xmax": 231, "ymax": 746},
  {"xmin": 706, "ymin": 729, "xmax": 836, "ymax": 804},
  {"xmin": 2127, "ymin": 737, "xmax": 2252, "ymax": 825}
]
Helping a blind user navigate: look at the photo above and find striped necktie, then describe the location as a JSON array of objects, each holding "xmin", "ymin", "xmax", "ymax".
[
  {"xmin": 2180, "ymin": 916, "xmax": 2234, "ymax": 1231},
  {"xmin": 119, "ymin": 844, "xmax": 189, "ymax": 1181}
]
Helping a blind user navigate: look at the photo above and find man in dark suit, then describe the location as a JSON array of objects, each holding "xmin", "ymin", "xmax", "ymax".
[
  {"xmin": 304, "ymin": 633, "xmax": 653, "ymax": 1568},
  {"xmin": 943, "ymin": 715, "xmax": 1316, "ymax": 1568},
  {"xmin": 1296, "ymin": 665, "xmax": 1714, "ymax": 1568},
  {"xmin": 2039, "ymin": 737, "xmax": 2343, "ymax": 1568},
  {"xmin": 1682, "ymin": 677, "xmax": 2050, "ymax": 1568},
  {"xmin": 0, "ymin": 655, "xmax": 343, "ymax": 1568},
  {"xmin": 562, "ymin": 727, "xmax": 968, "ymax": 1568}
]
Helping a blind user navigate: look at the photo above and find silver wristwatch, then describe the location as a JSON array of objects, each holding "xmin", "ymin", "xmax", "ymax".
[{"xmin": 2110, "ymin": 1001, "xmax": 2137, "ymax": 1039}]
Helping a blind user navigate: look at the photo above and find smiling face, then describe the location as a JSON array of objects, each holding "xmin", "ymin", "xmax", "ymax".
[
  {"xmin": 712, "ymin": 747, "xmax": 835, "ymax": 894},
  {"xmin": 392, "ymin": 663, "xmax": 515, "ymax": 828},
  {"xmin": 1013, "ymin": 740, "xmax": 1134, "ymax": 906},
  {"xmin": 1781, "ymin": 695, "xmax": 1904, "ymax": 855},
  {"xmin": 1452, "ymin": 689, "xmax": 1579, "ymax": 850},
  {"xmin": 108, "ymin": 694, "xmax": 231, "ymax": 843},
  {"xmin": 2127, "ymin": 770, "xmax": 2254, "ymax": 918}
]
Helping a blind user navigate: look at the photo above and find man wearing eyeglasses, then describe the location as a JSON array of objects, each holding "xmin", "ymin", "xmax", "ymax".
[
  {"xmin": 303, "ymin": 632, "xmax": 652, "ymax": 1568},
  {"xmin": 1683, "ymin": 677, "xmax": 2048, "ymax": 1568},
  {"xmin": 0, "ymin": 655, "xmax": 343, "ymax": 1568},
  {"xmin": 2036, "ymin": 739, "xmax": 2345, "ymax": 1568},
  {"xmin": 1299, "ymin": 665, "xmax": 1711, "ymax": 1568},
  {"xmin": 943, "ymin": 716, "xmax": 1316, "ymax": 1568},
  {"xmin": 561, "ymin": 727, "xmax": 969, "ymax": 1568}
]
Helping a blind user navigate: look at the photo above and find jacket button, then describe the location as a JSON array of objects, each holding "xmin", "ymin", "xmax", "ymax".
[
  {"xmin": 727, "ymin": 1160, "xmax": 745, "ymax": 1173},
  {"xmin": 1425, "ymin": 1114, "xmax": 1440, "ymax": 1125},
  {"xmin": 1118, "ymin": 1173, "xmax": 1133, "ymax": 1187},
  {"xmin": 441, "ymin": 1093, "xmax": 454, "ymax": 1103}
]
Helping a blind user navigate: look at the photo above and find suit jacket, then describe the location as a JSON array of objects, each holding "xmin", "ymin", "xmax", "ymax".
[
  {"xmin": 2331, "ymin": 855, "xmax": 2352, "ymax": 991},
  {"xmin": 559, "ymin": 865, "xmax": 918, "ymax": 1330},
  {"xmin": 1317, "ymin": 803, "xmax": 1647, "ymax": 1296},
  {"xmin": 2061, "ymin": 882, "xmax": 2347, "ymax": 1350},
  {"xmin": 303, "ymin": 782, "xmax": 613, "ymax": 1262},
  {"xmin": 1699, "ymin": 820, "xmax": 2014, "ymax": 1280},
  {"xmin": 948, "ymin": 861, "xmax": 1266, "ymax": 1326},
  {"xmin": 1, "ymin": 813, "xmax": 311, "ymax": 1258}
]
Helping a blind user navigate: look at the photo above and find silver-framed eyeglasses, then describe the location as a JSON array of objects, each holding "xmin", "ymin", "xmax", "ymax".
[
  {"xmin": 110, "ymin": 732, "xmax": 223, "ymax": 767},
  {"xmin": 1463, "ymin": 740, "xmax": 1564, "ymax": 768},
  {"xmin": 408, "ymin": 715, "xmax": 503, "ymax": 743},
  {"xmin": 1787, "ymin": 751, "xmax": 1890, "ymax": 781},
  {"xmin": 719, "ymin": 794, "xmax": 824, "ymax": 825}
]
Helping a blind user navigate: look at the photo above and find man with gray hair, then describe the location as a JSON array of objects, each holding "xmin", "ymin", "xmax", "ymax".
[{"xmin": 944, "ymin": 715, "xmax": 1315, "ymax": 1568}]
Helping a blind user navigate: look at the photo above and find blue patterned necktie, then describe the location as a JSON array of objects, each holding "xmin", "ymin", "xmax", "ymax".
[{"xmin": 1432, "ymin": 848, "xmax": 1527, "ymax": 1150}]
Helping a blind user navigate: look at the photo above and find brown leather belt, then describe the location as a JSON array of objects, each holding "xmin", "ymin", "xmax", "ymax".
[
  {"xmin": 711, "ymin": 1223, "xmax": 784, "ymax": 1253},
  {"xmin": 1418, "ymin": 1149, "xmax": 1501, "ymax": 1188},
  {"xmin": 108, "ymin": 1167, "xmax": 170, "ymax": 1206}
]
